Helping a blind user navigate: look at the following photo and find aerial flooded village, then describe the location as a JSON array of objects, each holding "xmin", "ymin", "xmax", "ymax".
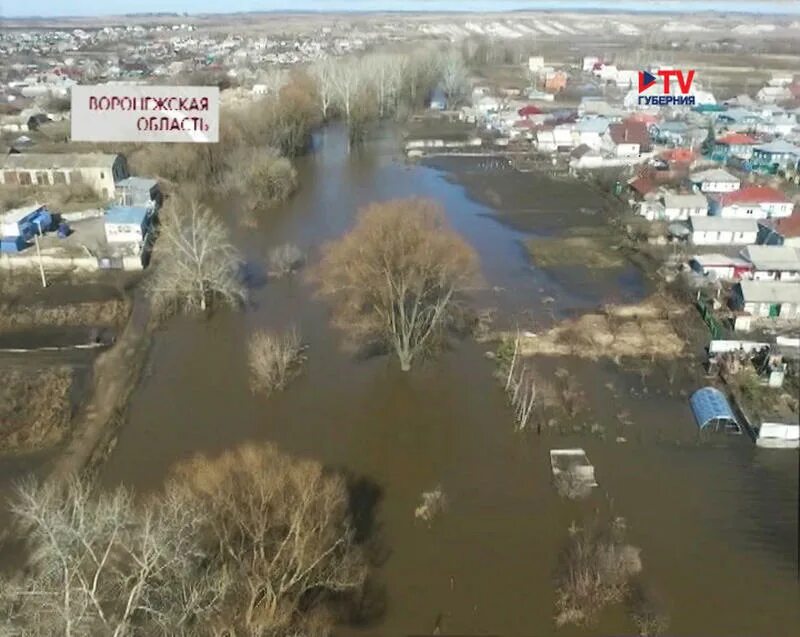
[{"xmin": 0, "ymin": 3, "xmax": 798, "ymax": 636}]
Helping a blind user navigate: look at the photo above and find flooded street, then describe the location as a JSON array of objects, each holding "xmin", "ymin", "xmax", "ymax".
[{"xmin": 90, "ymin": 126, "xmax": 796, "ymax": 634}]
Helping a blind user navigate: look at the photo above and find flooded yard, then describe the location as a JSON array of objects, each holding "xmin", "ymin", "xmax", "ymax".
[{"xmin": 3, "ymin": 125, "xmax": 796, "ymax": 635}]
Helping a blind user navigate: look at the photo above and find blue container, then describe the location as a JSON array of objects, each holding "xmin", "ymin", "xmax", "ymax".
[{"xmin": 1, "ymin": 236, "xmax": 29, "ymax": 253}]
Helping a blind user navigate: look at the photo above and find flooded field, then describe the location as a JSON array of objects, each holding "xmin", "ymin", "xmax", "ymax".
[{"xmin": 2, "ymin": 125, "xmax": 797, "ymax": 635}]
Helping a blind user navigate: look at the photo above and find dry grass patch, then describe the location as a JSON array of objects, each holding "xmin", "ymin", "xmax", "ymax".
[
  {"xmin": 506, "ymin": 296, "xmax": 686, "ymax": 361},
  {"xmin": 0, "ymin": 367, "xmax": 74, "ymax": 451},
  {"xmin": 0, "ymin": 299, "xmax": 130, "ymax": 332},
  {"xmin": 526, "ymin": 235, "xmax": 625, "ymax": 269},
  {"xmin": 555, "ymin": 517, "xmax": 642, "ymax": 627}
]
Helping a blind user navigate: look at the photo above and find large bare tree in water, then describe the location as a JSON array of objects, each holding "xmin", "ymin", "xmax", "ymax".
[
  {"xmin": 0, "ymin": 444, "xmax": 368, "ymax": 636},
  {"xmin": 315, "ymin": 198, "xmax": 478, "ymax": 371},
  {"xmin": 147, "ymin": 194, "xmax": 245, "ymax": 315}
]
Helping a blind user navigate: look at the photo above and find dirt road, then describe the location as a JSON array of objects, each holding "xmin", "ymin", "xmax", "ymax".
[{"xmin": 46, "ymin": 290, "xmax": 151, "ymax": 482}]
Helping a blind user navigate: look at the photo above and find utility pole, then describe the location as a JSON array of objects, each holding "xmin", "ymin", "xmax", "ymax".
[{"xmin": 34, "ymin": 220, "xmax": 47, "ymax": 288}]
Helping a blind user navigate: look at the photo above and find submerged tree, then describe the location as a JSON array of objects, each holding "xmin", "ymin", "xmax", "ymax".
[
  {"xmin": 147, "ymin": 195, "xmax": 246, "ymax": 316},
  {"xmin": 315, "ymin": 198, "xmax": 479, "ymax": 371},
  {"xmin": 0, "ymin": 444, "xmax": 369, "ymax": 636},
  {"xmin": 165, "ymin": 443, "xmax": 368, "ymax": 636}
]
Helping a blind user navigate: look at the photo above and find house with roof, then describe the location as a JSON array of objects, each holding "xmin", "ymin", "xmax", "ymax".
[
  {"xmin": 716, "ymin": 108, "xmax": 761, "ymax": 132},
  {"xmin": 604, "ymin": 121, "xmax": 651, "ymax": 157},
  {"xmin": 709, "ymin": 185, "xmax": 794, "ymax": 219},
  {"xmin": 689, "ymin": 167, "xmax": 741, "ymax": 193},
  {"xmin": 660, "ymin": 192, "xmax": 708, "ymax": 220},
  {"xmin": 759, "ymin": 213, "xmax": 800, "ymax": 247},
  {"xmin": 575, "ymin": 117, "xmax": 609, "ymax": 150},
  {"xmin": 750, "ymin": 140, "xmax": 800, "ymax": 174},
  {"xmin": 712, "ymin": 132, "xmax": 758, "ymax": 161},
  {"xmin": 731, "ymin": 280, "xmax": 800, "ymax": 322},
  {"xmin": 740, "ymin": 245, "xmax": 800, "ymax": 281},
  {"xmin": 104, "ymin": 205, "xmax": 152, "ymax": 246},
  {"xmin": 651, "ymin": 120, "xmax": 689, "ymax": 146},
  {"xmin": 689, "ymin": 253, "xmax": 752, "ymax": 280},
  {"xmin": 755, "ymin": 112, "xmax": 798, "ymax": 137},
  {"xmin": 690, "ymin": 216, "xmax": 759, "ymax": 245},
  {"xmin": 756, "ymin": 85, "xmax": 791, "ymax": 104},
  {"xmin": 0, "ymin": 153, "xmax": 127, "ymax": 199},
  {"xmin": 115, "ymin": 177, "xmax": 161, "ymax": 210}
]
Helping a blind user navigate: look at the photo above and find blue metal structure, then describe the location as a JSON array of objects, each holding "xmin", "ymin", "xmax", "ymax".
[{"xmin": 689, "ymin": 387, "xmax": 741, "ymax": 434}]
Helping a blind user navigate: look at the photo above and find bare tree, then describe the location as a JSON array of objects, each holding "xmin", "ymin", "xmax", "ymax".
[
  {"xmin": 0, "ymin": 477, "xmax": 210, "ymax": 637},
  {"xmin": 364, "ymin": 53, "xmax": 406, "ymax": 119},
  {"xmin": 315, "ymin": 198, "xmax": 479, "ymax": 371},
  {"xmin": 247, "ymin": 327, "xmax": 306, "ymax": 395},
  {"xmin": 165, "ymin": 443, "xmax": 368, "ymax": 636},
  {"xmin": 268, "ymin": 242, "xmax": 305, "ymax": 278},
  {"xmin": 330, "ymin": 57, "xmax": 367, "ymax": 122},
  {"xmin": 309, "ymin": 59, "xmax": 336, "ymax": 120},
  {"xmin": 502, "ymin": 332, "xmax": 537, "ymax": 431},
  {"xmin": 147, "ymin": 195, "xmax": 246, "ymax": 315},
  {"xmin": 0, "ymin": 445, "xmax": 370, "ymax": 637},
  {"xmin": 437, "ymin": 50, "xmax": 470, "ymax": 109}
]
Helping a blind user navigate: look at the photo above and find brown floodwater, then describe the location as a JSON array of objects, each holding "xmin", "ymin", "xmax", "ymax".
[{"xmin": 4, "ymin": 125, "xmax": 797, "ymax": 635}]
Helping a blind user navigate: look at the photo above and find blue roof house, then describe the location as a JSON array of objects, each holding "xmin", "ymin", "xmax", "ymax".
[{"xmin": 104, "ymin": 206, "xmax": 150, "ymax": 245}]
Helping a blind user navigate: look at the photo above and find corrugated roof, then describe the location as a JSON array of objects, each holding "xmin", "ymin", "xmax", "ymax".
[
  {"xmin": 689, "ymin": 168, "xmax": 740, "ymax": 183},
  {"xmin": 741, "ymin": 245, "xmax": 800, "ymax": 271},
  {"xmin": 105, "ymin": 206, "xmax": 148, "ymax": 225},
  {"xmin": 716, "ymin": 133, "xmax": 757, "ymax": 145},
  {"xmin": 689, "ymin": 387, "xmax": 737, "ymax": 430},
  {"xmin": 1, "ymin": 152, "xmax": 120, "ymax": 170},
  {"xmin": 738, "ymin": 280, "xmax": 800, "ymax": 305},
  {"xmin": 753, "ymin": 140, "xmax": 800, "ymax": 155},
  {"xmin": 690, "ymin": 216, "xmax": 758, "ymax": 233},
  {"xmin": 664, "ymin": 193, "xmax": 708, "ymax": 209},
  {"xmin": 718, "ymin": 185, "xmax": 789, "ymax": 206}
]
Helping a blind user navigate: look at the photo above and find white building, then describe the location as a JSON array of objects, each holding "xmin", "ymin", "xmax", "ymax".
[
  {"xmin": 689, "ymin": 254, "xmax": 752, "ymax": 280},
  {"xmin": 690, "ymin": 216, "xmax": 759, "ymax": 245},
  {"xmin": 582, "ymin": 56, "xmax": 600, "ymax": 72},
  {"xmin": 711, "ymin": 186, "xmax": 794, "ymax": 220},
  {"xmin": 732, "ymin": 280, "xmax": 800, "ymax": 321},
  {"xmin": 663, "ymin": 193, "xmax": 709, "ymax": 220},
  {"xmin": 104, "ymin": 206, "xmax": 150, "ymax": 245},
  {"xmin": 528, "ymin": 56, "xmax": 545, "ymax": 73},
  {"xmin": 740, "ymin": 245, "xmax": 800, "ymax": 281},
  {"xmin": 689, "ymin": 168, "xmax": 741, "ymax": 193},
  {"xmin": 0, "ymin": 153, "xmax": 127, "ymax": 200}
]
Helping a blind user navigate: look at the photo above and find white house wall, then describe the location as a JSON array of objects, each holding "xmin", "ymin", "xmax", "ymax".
[{"xmin": 692, "ymin": 230, "xmax": 758, "ymax": 245}]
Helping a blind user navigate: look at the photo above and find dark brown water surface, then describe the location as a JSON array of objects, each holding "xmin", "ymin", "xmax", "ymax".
[{"xmin": 5, "ymin": 126, "xmax": 797, "ymax": 635}]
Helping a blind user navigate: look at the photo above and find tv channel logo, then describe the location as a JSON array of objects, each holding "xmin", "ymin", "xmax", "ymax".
[{"xmin": 638, "ymin": 69, "xmax": 696, "ymax": 106}]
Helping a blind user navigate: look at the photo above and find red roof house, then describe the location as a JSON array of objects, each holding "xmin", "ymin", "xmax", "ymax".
[
  {"xmin": 608, "ymin": 121, "xmax": 652, "ymax": 152},
  {"xmin": 716, "ymin": 133, "xmax": 758, "ymax": 146},
  {"xmin": 712, "ymin": 185, "xmax": 794, "ymax": 219},
  {"xmin": 518, "ymin": 104, "xmax": 543, "ymax": 118}
]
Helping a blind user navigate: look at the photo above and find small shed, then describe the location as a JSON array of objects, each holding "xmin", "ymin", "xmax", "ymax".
[
  {"xmin": 0, "ymin": 204, "xmax": 51, "ymax": 239},
  {"xmin": 689, "ymin": 387, "xmax": 741, "ymax": 434},
  {"xmin": 116, "ymin": 177, "xmax": 161, "ymax": 209},
  {"xmin": 104, "ymin": 206, "xmax": 150, "ymax": 245}
]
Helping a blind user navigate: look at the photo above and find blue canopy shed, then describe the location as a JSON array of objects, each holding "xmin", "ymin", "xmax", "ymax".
[{"xmin": 689, "ymin": 387, "xmax": 741, "ymax": 434}]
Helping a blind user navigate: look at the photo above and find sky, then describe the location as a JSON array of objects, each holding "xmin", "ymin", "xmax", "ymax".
[{"xmin": 2, "ymin": 0, "xmax": 799, "ymax": 18}]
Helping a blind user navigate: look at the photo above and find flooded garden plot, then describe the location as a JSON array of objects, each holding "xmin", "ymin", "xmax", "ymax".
[
  {"xmin": 2, "ymin": 127, "xmax": 794, "ymax": 636},
  {"xmin": 0, "ymin": 272, "xmax": 133, "ymax": 459}
]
